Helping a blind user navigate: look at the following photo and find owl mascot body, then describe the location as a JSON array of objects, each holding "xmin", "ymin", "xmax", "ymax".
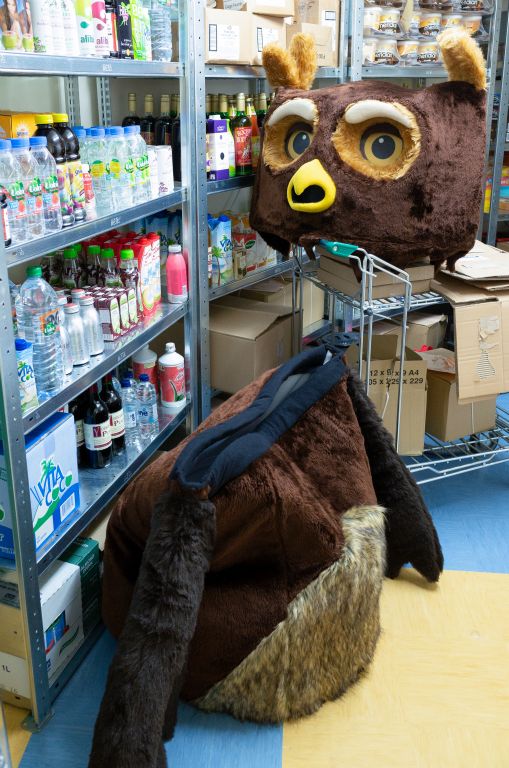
[{"xmin": 89, "ymin": 30, "xmax": 485, "ymax": 768}]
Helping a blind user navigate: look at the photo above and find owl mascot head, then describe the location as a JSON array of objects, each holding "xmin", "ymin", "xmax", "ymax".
[{"xmin": 250, "ymin": 29, "xmax": 487, "ymax": 271}]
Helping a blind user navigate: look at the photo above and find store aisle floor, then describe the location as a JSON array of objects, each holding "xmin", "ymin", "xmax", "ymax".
[{"xmin": 7, "ymin": 459, "xmax": 509, "ymax": 768}]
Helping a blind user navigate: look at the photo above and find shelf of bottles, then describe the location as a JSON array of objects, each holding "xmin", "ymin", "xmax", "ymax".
[
  {"xmin": 35, "ymin": 404, "xmax": 188, "ymax": 575},
  {"xmin": 0, "ymin": 52, "xmax": 183, "ymax": 78},
  {"xmin": 5, "ymin": 187, "xmax": 186, "ymax": 267},
  {"xmin": 22, "ymin": 302, "xmax": 187, "ymax": 435},
  {"xmin": 209, "ymin": 259, "xmax": 294, "ymax": 301}
]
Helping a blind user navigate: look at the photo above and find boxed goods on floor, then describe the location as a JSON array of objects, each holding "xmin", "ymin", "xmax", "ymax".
[
  {"xmin": 425, "ymin": 370, "xmax": 497, "ymax": 442},
  {"xmin": 373, "ymin": 311, "xmax": 448, "ymax": 351},
  {"xmin": 286, "ymin": 22, "xmax": 334, "ymax": 66},
  {"xmin": 347, "ymin": 336, "xmax": 428, "ymax": 455},
  {"xmin": 317, "ymin": 252, "xmax": 434, "ymax": 299},
  {"xmin": 294, "ymin": 0, "xmax": 340, "ymax": 58},
  {"xmin": 210, "ymin": 296, "xmax": 293, "ymax": 393},
  {"xmin": 240, "ymin": 275, "xmax": 325, "ymax": 328},
  {"xmin": 0, "ymin": 538, "xmax": 100, "ymax": 708},
  {"xmin": 0, "ymin": 413, "xmax": 80, "ymax": 561},
  {"xmin": 205, "ymin": 4, "xmax": 252, "ymax": 64}
]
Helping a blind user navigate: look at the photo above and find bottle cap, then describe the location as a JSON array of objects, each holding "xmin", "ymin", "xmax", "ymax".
[
  {"xmin": 64, "ymin": 302, "xmax": 79, "ymax": 313},
  {"xmin": 52, "ymin": 113, "xmax": 69, "ymax": 123},
  {"xmin": 34, "ymin": 113, "xmax": 53, "ymax": 124},
  {"xmin": 0, "ymin": 139, "xmax": 11, "ymax": 150},
  {"xmin": 134, "ymin": 125, "xmax": 141, "ymax": 134},
  {"xmin": 88, "ymin": 244, "xmax": 101, "ymax": 256},
  {"xmin": 101, "ymin": 247, "xmax": 115, "ymax": 259},
  {"xmin": 74, "ymin": 127, "xmax": 86, "ymax": 140},
  {"xmin": 79, "ymin": 295, "xmax": 94, "ymax": 306},
  {"xmin": 105, "ymin": 127, "xmax": 113, "ymax": 136},
  {"xmin": 57, "ymin": 296, "xmax": 68, "ymax": 306},
  {"xmin": 109, "ymin": 126, "xmax": 123, "ymax": 136},
  {"xmin": 71, "ymin": 288, "xmax": 85, "ymax": 296},
  {"xmin": 168, "ymin": 245, "xmax": 182, "ymax": 253},
  {"xmin": 26, "ymin": 265, "xmax": 42, "ymax": 277},
  {"xmin": 120, "ymin": 249, "xmax": 135, "ymax": 260},
  {"xmin": 121, "ymin": 378, "xmax": 131, "ymax": 388},
  {"xmin": 139, "ymin": 373, "xmax": 149, "ymax": 382},
  {"xmin": 90, "ymin": 127, "xmax": 105, "ymax": 137},
  {"xmin": 11, "ymin": 138, "xmax": 29, "ymax": 148},
  {"xmin": 63, "ymin": 247, "xmax": 76, "ymax": 259},
  {"xmin": 123, "ymin": 125, "xmax": 137, "ymax": 135},
  {"xmin": 166, "ymin": 342, "xmax": 176, "ymax": 353},
  {"xmin": 15, "ymin": 338, "xmax": 31, "ymax": 351},
  {"xmin": 29, "ymin": 136, "xmax": 47, "ymax": 147}
]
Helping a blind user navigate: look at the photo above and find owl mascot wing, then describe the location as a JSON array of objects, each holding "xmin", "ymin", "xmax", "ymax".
[
  {"xmin": 86, "ymin": 32, "xmax": 488, "ymax": 768},
  {"xmin": 250, "ymin": 29, "xmax": 487, "ymax": 271}
]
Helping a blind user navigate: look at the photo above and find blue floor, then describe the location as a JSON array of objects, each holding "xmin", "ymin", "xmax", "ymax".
[{"xmin": 19, "ymin": 453, "xmax": 509, "ymax": 767}]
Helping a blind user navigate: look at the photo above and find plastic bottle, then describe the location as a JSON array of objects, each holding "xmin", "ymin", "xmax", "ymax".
[
  {"xmin": 119, "ymin": 247, "xmax": 141, "ymax": 321},
  {"xmin": 132, "ymin": 342, "xmax": 158, "ymax": 390},
  {"xmin": 165, "ymin": 244, "xmax": 188, "ymax": 304},
  {"xmin": 75, "ymin": 0, "xmax": 96, "ymax": 56},
  {"xmin": 124, "ymin": 125, "xmax": 143, "ymax": 203},
  {"xmin": 34, "ymin": 114, "xmax": 74, "ymax": 228},
  {"xmin": 105, "ymin": 0, "xmax": 119, "ymax": 56},
  {"xmin": 63, "ymin": 302, "xmax": 89, "ymax": 366},
  {"xmin": 150, "ymin": 0, "xmax": 172, "ymax": 61},
  {"xmin": 0, "ymin": 139, "xmax": 27, "ymax": 246},
  {"xmin": 92, "ymin": 0, "xmax": 109, "ymax": 56},
  {"xmin": 15, "ymin": 266, "xmax": 63, "ymax": 400},
  {"xmin": 62, "ymin": 246, "xmax": 82, "ymax": 289},
  {"xmin": 79, "ymin": 295, "xmax": 104, "ymax": 355},
  {"xmin": 136, "ymin": 372, "xmax": 159, "ymax": 440},
  {"xmin": 108, "ymin": 125, "xmax": 133, "ymax": 211},
  {"xmin": 158, "ymin": 342, "xmax": 185, "ymax": 410},
  {"xmin": 60, "ymin": 0, "xmax": 80, "ymax": 55},
  {"xmin": 15, "ymin": 338, "xmax": 39, "ymax": 415},
  {"xmin": 1, "ymin": 193, "xmax": 11, "ymax": 246},
  {"xmin": 121, "ymin": 377, "xmax": 139, "ymax": 447},
  {"xmin": 29, "ymin": 136, "xmax": 63, "ymax": 234},
  {"xmin": 11, "ymin": 138, "xmax": 45, "ymax": 241},
  {"xmin": 88, "ymin": 127, "xmax": 112, "ymax": 216},
  {"xmin": 100, "ymin": 246, "xmax": 121, "ymax": 286},
  {"xmin": 47, "ymin": 0, "xmax": 66, "ymax": 53},
  {"xmin": 30, "ymin": 0, "xmax": 54, "ymax": 53},
  {"xmin": 57, "ymin": 296, "xmax": 74, "ymax": 375},
  {"xmin": 53, "ymin": 114, "xmax": 86, "ymax": 223}
]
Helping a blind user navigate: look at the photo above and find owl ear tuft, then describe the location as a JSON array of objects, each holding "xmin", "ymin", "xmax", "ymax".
[
  {"xmin": 437, "ymin": 28, "xmax": 486, "ymax": 91},
  {"xmin": 262, "ymin": 34, "xmax": 318, "ymax": 91}
]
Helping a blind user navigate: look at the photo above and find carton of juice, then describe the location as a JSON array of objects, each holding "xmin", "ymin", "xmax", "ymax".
[
  {"xmin": 146, "ymin": 232, "xmax": 161, "ymax": 308},
  {"xmin": 132, "ymin": 237, "xmax": 155, "ymax": 315},
  {"xmin": 96, "ymin": 293, "xmax": 121, "ymax": 341}
]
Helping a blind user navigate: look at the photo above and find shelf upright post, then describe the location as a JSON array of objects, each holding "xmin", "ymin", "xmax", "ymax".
[
  {"xmin": 349, "ymin": 0, "xmax": 364, "ymax": 81},
  {"xmin": 65, "ymin": 76, "xmax": 82, "ymax": 126},
  {"xmin": 96, "ymin": 77, "xmax": 112, "ymax": 126},
  {"xmin": 0, "ymin": 241, "xmax": 52, "ymax": 727}
]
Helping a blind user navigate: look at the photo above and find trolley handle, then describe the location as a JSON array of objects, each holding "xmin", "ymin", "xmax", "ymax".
[{"xmin": 319, "ymin": 240, "xmax": 359, "ymax": 258}]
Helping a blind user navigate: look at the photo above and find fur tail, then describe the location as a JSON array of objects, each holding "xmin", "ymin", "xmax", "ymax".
[{"xmin": 88, "ymin": 490, "xmax": 216, "ymax": 768}]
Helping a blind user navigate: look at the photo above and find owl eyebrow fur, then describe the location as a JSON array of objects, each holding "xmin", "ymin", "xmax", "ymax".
[
  {"xmin": 267, "ymin": 98, "xmax": 318, "ymax": 128},
  {"xmin": 344, "ymin": 101, "xmax": 414, "ymax": 128}
]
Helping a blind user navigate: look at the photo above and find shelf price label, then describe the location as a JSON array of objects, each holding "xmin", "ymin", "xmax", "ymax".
[
  {"xmin": 110, "ymin": 215, "xmax": 121, "ymax": 227},
  {"xmin": 102, "ymin": 62, "xmax": 113, "ymax": 72}
]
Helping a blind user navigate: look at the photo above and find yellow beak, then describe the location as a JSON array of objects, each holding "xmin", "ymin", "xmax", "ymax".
[{"xmin": 287, "ymin": 159, "xmax": 336, "ymax": 213}]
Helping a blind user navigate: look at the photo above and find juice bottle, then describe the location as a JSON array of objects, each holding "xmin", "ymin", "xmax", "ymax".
[
  {"xmin": 34, "ymin": 114, "xmax": 74, "ymax": 227},
  {"xmin": 119, "ymin": 247, "xmax": 141, "ymax": 322},
  {"xmin": 53, "ymin": 114, "xmax": 86, "ymax": 223},
  {"xmin": 166, "ymin": 244, "xmax": 187, "ymax": 304}
]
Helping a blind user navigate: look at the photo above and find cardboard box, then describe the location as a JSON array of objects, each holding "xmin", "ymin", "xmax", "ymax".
[
  {"xmin": 240, "ymin": 275, "xmax": 325, "ymax": 328},
  {"xmin": 294, "ymin": 0, "xmax": 340, "ymax": 54},
  {"xmin": 0, "ymin": 111, "xmax": 36, "ymax": 140},
  {"xmin": 251, "ymin": 14, "xmax": 286, "ymax": 65},
  {"xmin": 426, "ymin": 370, "xmax": 497, "ymax": 442},
  {"xmin": 286, "ymin": 22, "xmax": 334, "ymax": 67},
  {"xmin": 205, "ymin": 7, "xmax": 252, "ymax": 64},
  {"xmin": 210, "ymin": 296, "xmax": 293, "ymax": 393},
  {"xmin": 443, "ymin": 240, "xmax": 509, "ymax": 282},
  {"xmin": 373, "ymin": 311, "xmax": 447, "ymax": 351},
  {"xmin": 0, "ymin": 539, "xmax": 100, "ymax": 706},
  {"xmin": 0, "ymin": 413, "xmax": 80, "ymax": 561},
  {"xmin": 318, "ymin": 253, "xmax": 434, "ymax": 299},
  {"xmin": 347, "ymin": 336, "xmax": 428, "ymax": 455},
  {"xmin": 250, "ymin": 0, "xmax": 295, "ymax": 17}
]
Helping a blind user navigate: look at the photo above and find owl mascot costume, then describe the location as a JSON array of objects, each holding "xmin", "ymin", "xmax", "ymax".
[{"xmin": 89, "ymin": 29, "xmax": 486, "ymax": 768}]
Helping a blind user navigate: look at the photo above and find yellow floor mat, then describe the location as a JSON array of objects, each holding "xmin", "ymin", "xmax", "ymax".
[{"xmin": 4, "ymin": 704, "xmax": 30, "ymax": 768}]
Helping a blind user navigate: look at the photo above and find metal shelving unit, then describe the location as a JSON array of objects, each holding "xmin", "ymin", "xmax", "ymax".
[
  {"xmin": 486, "ymin": 11, "xmax": 509, "ymax": 244},
  {"xmin": 209, "ymin": 260, "xmax": 293, "ymax": 301},
  {"xmin": 0, "ymin": 1, "xmax": 199, "ymax": 728},
  {"xmin": 207, "ymin": 176, "xmax": 255, "ymax": 195}
]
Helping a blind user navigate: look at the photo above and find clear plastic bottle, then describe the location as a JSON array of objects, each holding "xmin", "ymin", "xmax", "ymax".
[
  {"xmin": 33, "ymin": 114, "xmax": 74, "ymax": 228},
  {"xmin": 53, "ymin": 114, "xmax": 86, "ymax": 224},
  {"xmin": 57, "ymin": 296, "xmax": 74, "ymax": 375},
  {"xmin": 11, "ymin": 138, "xmax": 45, "ymax": 241},
  {"xmin": 63, "ymin": 302, "xmax": 90, "ymax": 366},
  {"xmin": 136, "ymin": 372, "xmax": 159, "ymax": 440},
  {"xmin": 108, "ymin": 125, "xmax": 133, "ymax": 211},
  {"xmin": 15, "ymin": 266, "xmax": 64, "ymax": 400},
  {"xmin": 121, "ymin": 377, "xmax": 140, "ymax": 447},
  {"xmin": 87, "ymin": 127, "xmax": 112, "ymax": 217},
  {"xmin": 29, "ymin": 136, "xmax": 63, "ymax": 234},
  {"xmin": 134, "ymin": 125, "xmax": 150, "ymax": 201},
  {"xmin": 0, "ymin": 138, "xmax": 28, "ymax": 246},
  {"xmin": 124, "ymin": 125, "xmax": 142, "ymax": 204},
  {"xmin": 150, "ymin": 0, "xmax": 172, "ymax": 61}
]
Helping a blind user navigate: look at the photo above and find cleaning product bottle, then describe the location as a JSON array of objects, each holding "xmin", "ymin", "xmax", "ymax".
[
  {"xmin": 158, "ymin": 342, "xmax": 185, "ymax": 410},
  {"xmin": 132, "ymin": 343, "xmax": 158, "ymax": 391}
]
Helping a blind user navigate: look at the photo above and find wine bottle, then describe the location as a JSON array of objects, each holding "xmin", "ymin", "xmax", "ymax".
[
  {"xmin": 122, "ymin": 93, "xmax": 141, "ymax": 128},
  {"xmin": 171, "ymin": 95, "xmax": 181, "ymax": 181},
  {"xmin": 69, "ymin": 394, "xmax": 86, "ymax": 467},
  {"xmin": 155, "ymin": 94, "xmax": 172, "ymax": 146},
  {"xmin": 100, "ymin": 374, "xmax": 126, "ymax": 454},
  {"xmin": 231, "ymin": 92, "xmax": 252, "ymax": 176},
  {"xmin": 84, "ymin": 384, "xmax": 112, "ymax": 469},
  {"xmin": 140, "ymin": 94, "xmax": 156, "ymax": 145}
]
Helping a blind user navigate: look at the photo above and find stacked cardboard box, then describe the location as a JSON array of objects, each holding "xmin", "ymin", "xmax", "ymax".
[
  {"xmin": 240, "ymin": 275, "xmax": 325, "ymax": 328},
  {"xmin": 288, "ymin": 0, "xmax": 340, "ymax": 67}
]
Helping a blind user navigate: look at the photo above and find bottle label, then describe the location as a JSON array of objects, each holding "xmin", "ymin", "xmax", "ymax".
[
  {"xmin": 109, "ymin": 409, "xmax": 125, "ymax": 438},
  {"xmin": 91, "ymin": 160, "xmax": 106, "ymax": 179},
  {"xmin": 133, "ymin": 360, "xmax": 158, "ymax": 390},
  {"xmin": 160, "ymin": 362, "xmax": 185, "ymax": 404},
  {"xmin": 5, "ymin": 180, "xmax": 26, "ymax": 220},
  {"xmin": 75, "ymin": 419, "xmax": 85, "ymax": 447},
  {"xmin": 125, "ymin": 408, "xmax": 137, "ymax": 428},
  {"xmin": 67, "ymin": 160, "xmax": 86, "ymax": 209},
  {"xmin": 127, "ymin": 287, "xmax": 138, "ymax": 324},
  {"xmin": 2, "ymin": 204, "xmax": 10, "ymax": 245},
  {"xmin": 110, "ymin": 157, "xmax": 121, "ymax": 178},
  {"xmin": 125, "ymin": 157, "xmax": 135, "ymax": 187},
  {"xmin": 57, "ymin": 166, "xmax": 74, "ymax": 217},
  {"xmin": 84, "ymin": 419, "xmax": 112, "ymax": 451},
  {"xmin": 39, "ymin": 308, "xmax": 59, "ymax": 337},
  {"xmin": 234, "ymin": 126, "xmax": 252, "ymax": 168},
  {"xmin": 26, "ymin": 177, "xmax": 43, "ymax": 215},
  {"xmin": 118, "ymin": 293, "xmax": 130, "ymax": 329},
  {"xmin": 42, "ymin": 174, "xmax": 60, "ymax": 212}
]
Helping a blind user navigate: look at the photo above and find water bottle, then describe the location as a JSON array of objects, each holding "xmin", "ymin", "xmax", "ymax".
[
  {"xmin": 15, "ymin": 266, "xmax": 64, "ymax": 400},
  {"xmin": 11, "ymin": 138, "xmax": 45, "ymax": 241},
  {"xmin": 121, "ymin": 377, "xmax": 140, "ymax": 447},
  {"xmin": 108, "ymin": 126, "xmax": 133, "ymax": 211},
  {"xmin": 63, "ymin": 303, "xmax": 90, "ymax": 366},
  {"xmin": 150, "ymin": 0, "xmax": 172, "ymax": 62},
  {"xmin": 124, "ymin": 125, "xmax": 142, "ymax": 204},
  {"xmin": 0, "ymin": 139, "xmax": 28, "ymax": 246},
  {"xmin": 57, "ymin": 296, "xmax": 74, "ymax": 375},
  {"xmin": 29, "ymin": 136, "xmax": 63, "ymax": 234},
  {"xmin": 133, "ymin": 126, "xmax": 150, "ymax": 201},
  {"xmin": 136, "ymin": 373, "xmax": 158, "ymax": 440},
  {"xmin": 87, "ymin": 127, "xmax": 112, "ymax": 217}
]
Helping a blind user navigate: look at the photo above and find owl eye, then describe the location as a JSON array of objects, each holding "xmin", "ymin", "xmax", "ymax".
[
  {"xmin": 285, "ymin": 123, "xmax": 313, "ymax": 160},
  {"xmin": 360, "ymin": 123, "xmax": 403, "ymax": 167}
]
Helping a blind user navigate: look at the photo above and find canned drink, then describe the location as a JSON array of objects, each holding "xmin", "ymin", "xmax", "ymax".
[{"xmin": 79, "ymin": 295, "xmax": 105, "ymax": 356}]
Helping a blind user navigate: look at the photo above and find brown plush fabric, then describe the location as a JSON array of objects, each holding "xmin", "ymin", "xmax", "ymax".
[{"xmin": 250, "ymin": 78, "xmax": 486, "ymax": 271}]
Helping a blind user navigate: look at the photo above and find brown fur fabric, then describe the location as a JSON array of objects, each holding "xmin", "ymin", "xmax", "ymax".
[
  {"xmin": 250, "ymin": 67, "xmax": 486, "ymax": 270},
  {"xmin": 195, "ymin": 505, "xmax": 385, "ymax": 721},
  {"xmin": 88, "ymin": 491, "xmax": 216, "ymax": 768},
  {"xmin": 262, "ymin": 33, "xmax": 317, "ymax": 91}
]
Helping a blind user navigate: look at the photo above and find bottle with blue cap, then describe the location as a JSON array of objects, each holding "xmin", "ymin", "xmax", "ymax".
[
  {"xmin": 29, "ymin": 135, "xmax": 63, "ymax": 234},
  {"xmin": 0, "ymin": 138, "xmax": 27, "ymax": 245},
  {"xmin": 136, "ymin": 372, "xmax": 159, "ymax": 440},
  {"xmin": 107, "ymin": 125, "xmax": 133, "ymax": 211},
  {"xmin": 11, "ymin": 137, "xmax": 44, "ymax": 240},
  {"xmin": 87, "ymin": 126, "xmax": 112, "ymax": 217}
]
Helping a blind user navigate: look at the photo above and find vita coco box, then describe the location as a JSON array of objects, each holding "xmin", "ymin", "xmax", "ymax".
[{"xmin": 0, "ymin": 413, "xmax": 80, "ymax": 561}]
